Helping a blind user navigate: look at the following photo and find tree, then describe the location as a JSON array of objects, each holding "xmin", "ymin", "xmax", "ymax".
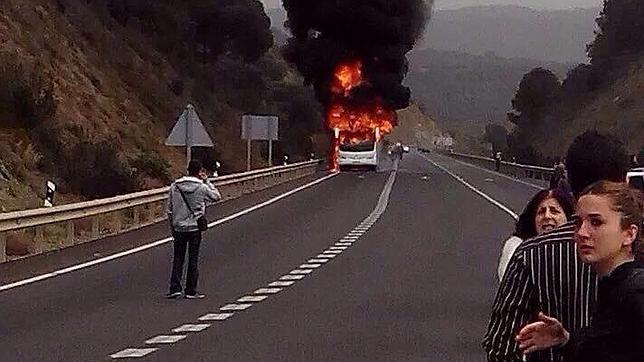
[
  {"xmin": 588, "ymin": 0, "xmax": 644, "ymax": 66},
  {"xmin": 510, "ymin": 68, "xmax": 561, "ymax": 128},
  {"xmin": 483, "ymin": 123, "xmax": 508, "ymax": 153}
]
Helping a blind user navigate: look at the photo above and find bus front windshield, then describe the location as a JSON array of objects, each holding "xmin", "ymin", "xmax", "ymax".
[{"xmin": 339, "ymin": 141, "xmax": 375, "ymax": 152}]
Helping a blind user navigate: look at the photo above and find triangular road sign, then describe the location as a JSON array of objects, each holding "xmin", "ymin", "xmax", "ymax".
[{"xmin": 165, "ymin": 104, "xmax": 214, "ymax": 147}]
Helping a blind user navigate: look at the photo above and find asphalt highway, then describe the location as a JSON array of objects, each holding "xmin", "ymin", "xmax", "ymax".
[{"xmin": 0, "ymin": 151, "xmax": 544, "ymax": 361}]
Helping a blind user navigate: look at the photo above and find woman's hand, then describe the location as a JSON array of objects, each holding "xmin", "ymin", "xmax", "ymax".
[{"xmin": 516, "ymin": 312, "xmax": 570, "ymax": 354}]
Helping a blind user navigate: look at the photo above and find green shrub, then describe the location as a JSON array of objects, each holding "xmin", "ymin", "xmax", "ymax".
[
  {"xmin": 0, "ymin": 56, "xmax": 56, "ymax": 129},
  {"xmin": 130, "ymin": 151, "xmax": 171, "ymax": 183}
]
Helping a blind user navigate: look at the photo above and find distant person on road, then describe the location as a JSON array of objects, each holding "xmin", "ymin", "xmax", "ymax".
[
  {"xmin": 549, "ymin": 161, "xmax": 572, "ymax": 196},
  {"xmin": 166, "ymin": 159, "xmax": 221, "ymax": 299},
  {"xmin": 495, "ymin": 152, "xmax": 502, "ymax": 172},
  {"xmin": 497, "ymin": 188, "xmax": 574, "ymax": 281},
  {"xmin": 516, "ymin": 181, "xmax": 644, "ymax": 361},
  {"xmin": 483, "ymin": 131, "xmax": 631, "ymax": 362},
  {"xmin": 390, "ymin": 143, "xmax": 403, "ymax": 161}
]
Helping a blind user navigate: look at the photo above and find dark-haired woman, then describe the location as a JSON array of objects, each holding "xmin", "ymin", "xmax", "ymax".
[
  {"xmin": 516, "ymin": 181, "xmax": 644, "ymax": 361},
  {"xmin": 497, "ymin": 188, "xmax": 575, "ymax": 280}
]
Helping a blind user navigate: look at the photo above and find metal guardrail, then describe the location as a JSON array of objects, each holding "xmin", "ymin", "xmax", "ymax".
[
  {"xmin": 428, "ymin": 149, "xmax": 554, "ymax": 182},
  {"xmin": 0, "ymin": 160, "xmax": 322, "ymax": 262}
]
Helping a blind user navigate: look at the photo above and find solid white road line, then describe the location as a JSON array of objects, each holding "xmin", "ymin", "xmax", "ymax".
[
  {"xmin": 0, "ymin": 172, "xmax": 339, "ymax": 293},
  {"xmin": 419, "ymin": 154, "xmax": 519, "ymax": 220},
  {"xmin": 109, "ymin": 170, "xmax": 399, "ymax": 360},
  {"xmin": 446, "ymin": 154, "xmax": 544, "ymax": 190}
]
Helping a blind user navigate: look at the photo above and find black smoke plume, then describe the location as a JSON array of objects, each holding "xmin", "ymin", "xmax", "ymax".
[{"xmin": 282, "ymin": 0, "xmax": 432, "ymax": 110}]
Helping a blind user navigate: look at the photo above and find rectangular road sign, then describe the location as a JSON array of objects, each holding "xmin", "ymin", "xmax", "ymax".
[{"xmin": 241, "ymin": 115, "xmax": 278, "ymax": 141}]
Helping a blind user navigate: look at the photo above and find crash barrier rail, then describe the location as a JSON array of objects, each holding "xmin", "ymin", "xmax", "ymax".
[
  {"xmin": 0, "ymin": 160, "xmax": 322, "ymax": 263},
  {"xmin": 419, "ymin": 148, "xmax": 554, "ymax": 182}
]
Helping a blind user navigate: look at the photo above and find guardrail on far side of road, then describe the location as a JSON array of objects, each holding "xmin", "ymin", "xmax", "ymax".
[
  {"xmin": 0, "ymin": 160, "xmax": 322, "ymax": 263},
  {"xmin": 421, "ymin": 149, "xmax": 554, "ymax": 183}
]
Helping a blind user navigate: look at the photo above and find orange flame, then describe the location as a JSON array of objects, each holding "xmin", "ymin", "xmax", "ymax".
[
  {"xmin": 331, "ymin": 60, "xmax": 363, "ymax": 95},
  {"xmin": 326, "ymin": 60, "xmax": 397, "ymax": 170}
]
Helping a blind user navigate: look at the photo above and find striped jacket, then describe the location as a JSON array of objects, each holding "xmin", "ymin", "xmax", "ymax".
[{"xmin": 482, "ymin": 221, "xmax": 598, "ymax": 362}]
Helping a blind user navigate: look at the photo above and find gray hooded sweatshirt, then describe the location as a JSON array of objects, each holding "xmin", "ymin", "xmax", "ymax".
[{"xmin": 167, "ymin": 176, "xmax": 221, "ymax": 233}]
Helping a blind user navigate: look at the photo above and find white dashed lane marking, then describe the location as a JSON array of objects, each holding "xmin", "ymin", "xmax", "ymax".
[
  {"xmin": 290, "ymin": 269, "xmax": 314, "ymax": 275},
  {"xmin": 110, "ymin": 348, "xmax": 158, "ymax": 359},
  {"xmin": 110, "ymin": 171, "xmax": 399, "ymax": 360},
  {"xmin": 254, "ymin": 288, "xmax": 282, "ymax": 294},
  {"xmin": 323, "ymin": 250, "xmax": 343, "ymax": 255},
  {"xmin": 238, "ymin": 295, "xmax": 268, "ymax": 303},
  {"xmin": 172, "ymin": 324, "xmax": 210, "ymax": 333},
  {"xmin": 198, "ymin": 313, "xmax": 234, "ymax": 321},
  {"xmin": 220, "ymin": 304, "xmax": 253, "ymax": 311},
  {"xmin": 308, "ymin": 259, "xmax": 328, "ymax": 263},
  {"xmin": 269, "ymin": 281, "xmax": 295, "ymax": 287},
  {"xmin": 145, "ymin": 335, "xmax": 187, "ymax": 344},
  {"xmin": 280, "ymin": 274, "xmax": 306, "ymax": 281}
]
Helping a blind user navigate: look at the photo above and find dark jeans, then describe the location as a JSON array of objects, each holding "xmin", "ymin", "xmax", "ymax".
[{"xmin": 169, "ymin": 231, "xmax": 202, "ymax": 295}]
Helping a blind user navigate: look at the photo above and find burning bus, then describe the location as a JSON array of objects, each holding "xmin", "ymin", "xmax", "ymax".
[
  {"xmin": 334, "ymin": 127, "xmax": 381, "ymax": 171},
  {"xmin": 327, "ymin": 61, "xmax": 395, "ymax": 171}
]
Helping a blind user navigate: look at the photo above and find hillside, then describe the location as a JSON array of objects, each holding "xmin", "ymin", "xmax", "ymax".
[
  {"xmin": 530, "ymin": 55, "xmax": 644, "ymax": 158},
  {"xmin": 390, "ymin": 104, "xmax": 438, "ymax": 148},
  {"xmin": 0, "ymin": 0, "xmax": 321, "ymax": 211},
  {"xmin": 406, "ymin": 48, "xmax": 571, "ymax": 123},
  {"xmin": 421, "ymin": 5, "xmax": 600, "ymax": 63}
]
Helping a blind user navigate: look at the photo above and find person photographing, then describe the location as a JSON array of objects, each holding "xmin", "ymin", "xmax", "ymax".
[{"xmin": 166, "ymin": 160, "xmax": 221, "ymax": 299}]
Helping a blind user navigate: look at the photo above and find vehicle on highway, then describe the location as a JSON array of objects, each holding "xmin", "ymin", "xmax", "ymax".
[
  {"xmin": 627, "ymin": 167, "xmax": 644, "ymax": 190},
  {"xmin": 336, "ymin": 128, "xmax": 380, "ymax": 171}
]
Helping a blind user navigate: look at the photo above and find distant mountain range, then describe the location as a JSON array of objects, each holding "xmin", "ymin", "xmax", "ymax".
[
  {"xmin": 406, "ymin": 48, "xmax": 571, "ymax": 123},
  {"xmin": 421, "ymin": 5, "xmax": 600, "ymax": 63},
  {"xmin": 266, "ymin": 5, "xmax": 591, "ymax": 124},
  {"xmin": 267, "ymin": 5, "xmax": 599, "ymax": 63}
]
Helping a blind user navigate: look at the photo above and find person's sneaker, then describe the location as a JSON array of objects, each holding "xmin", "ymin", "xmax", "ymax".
[
  {"xmin": 184, "ymin": 293, "xmax": 206, "ymax": 299},
  {"xmin": 165, "ymin": 291, "xmax": 182, "ymax": 299}
]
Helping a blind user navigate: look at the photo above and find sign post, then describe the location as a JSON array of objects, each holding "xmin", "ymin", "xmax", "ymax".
[
  {"xmin": 166, "ymin": 104, "xmax": 214, "ymax": 170},
  {"xmin": 241, "ymin": 115, "xmax": 279, "ymax": 171}
]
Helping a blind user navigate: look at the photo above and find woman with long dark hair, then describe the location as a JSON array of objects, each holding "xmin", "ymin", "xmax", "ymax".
[
  {"xmin": 497, "ymin": 188, "xmax": 575, "ymax": 280},
  {"xmin": 516, "ymin": 181, "xmax": 644, "ymax": 361}
]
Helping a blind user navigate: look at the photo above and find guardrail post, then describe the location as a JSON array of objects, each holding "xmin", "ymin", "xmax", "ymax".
[
  {"xmin": 91, "ymin": 217, "xmax": 100, "ymax": 239},
  {"xmin": 133, "ymin": 207, "xmax": 140, "ymax": 225},
  {"xmin": 114, "ymin": 213, "xmax": 122, "ymax": 234},
  {"xmin": 0, "ymin": 232, "xmax": 6, "ymax": 263},
  {"xmin": 65, "ymin": 221, "xmax": 75, "ymax": 246},
  {"xmin": 33, "ymin": 226, "xmax": 44, "ymax": 254}
]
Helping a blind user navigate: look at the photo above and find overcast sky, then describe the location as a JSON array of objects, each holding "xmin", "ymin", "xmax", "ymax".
[{"xmin": 260, "ymin": 0, "xmax": 602, "ymax": 11}]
